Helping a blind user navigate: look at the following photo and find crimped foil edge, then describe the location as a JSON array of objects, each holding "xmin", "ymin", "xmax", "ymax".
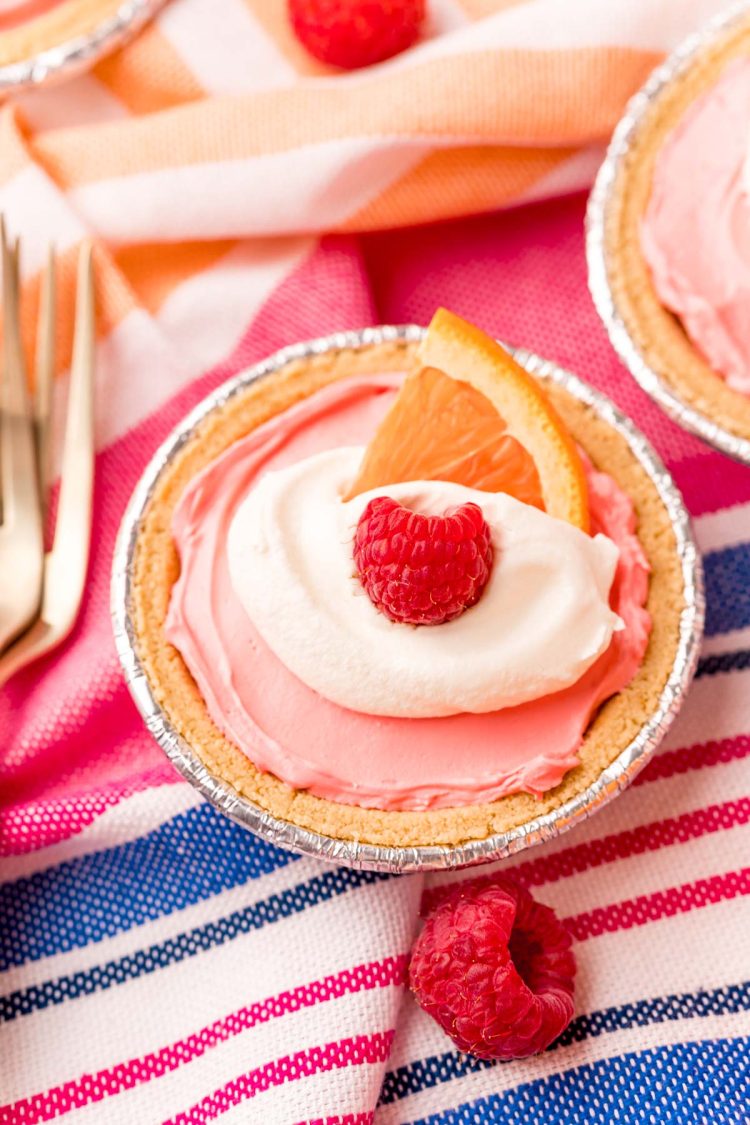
[
  {"xmin": 111, "ymin": 325, "xmax": 704, "ymax": 873},
  {"xmin": 586, "ymin": 0, "xmax": 750, "ymax": 464},
  {"xmin": 0, "ymin": 0, "xmax": 165, "ymax": 93}
]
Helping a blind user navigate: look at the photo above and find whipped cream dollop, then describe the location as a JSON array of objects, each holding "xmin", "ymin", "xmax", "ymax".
[
  {"xmin": 641, "ymin": 58, "xmax": 750, "ymax": 393},
  {"xmin": 227, "ymin": 447, "xmax": 622, "ymax": 719}
]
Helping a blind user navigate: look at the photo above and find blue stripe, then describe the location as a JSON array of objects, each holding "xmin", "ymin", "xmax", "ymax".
[
  {"xmin": 697, "ymin": 648, "xmax": 750, "ymax": 678},
  {"xmin": 379, "ymin": 980, "xmax": 750, "ymax": 1105},
  {"xmin": 405, "ymin": 1037, "xmax": 750, "ymax": 1125},
  {"xmin": 0, "ymin": 803, "xmax": 297, "ymax": 970},
  {"xmin": 0, "ymin": 866, "xmax": 390, "ymax": 1023},
  {"xmin": 705, "ymin": 543, "xmax": 750, "ymax": 636}
]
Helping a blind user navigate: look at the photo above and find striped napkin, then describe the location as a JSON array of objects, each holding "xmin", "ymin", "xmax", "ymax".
[{"xmin": 2, "ymin": 1, "xmax": 748, "ymax": 1121}]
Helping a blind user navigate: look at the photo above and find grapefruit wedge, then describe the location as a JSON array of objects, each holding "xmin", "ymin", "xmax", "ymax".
[{"xmin": 346, "ymin": 309, "xmax": 589, "ymax": 532}]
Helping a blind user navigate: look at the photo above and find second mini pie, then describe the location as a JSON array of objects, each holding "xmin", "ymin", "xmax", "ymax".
[{"xmin": 590, "ymin": 6, "xmax": 750, "ymax": 455}]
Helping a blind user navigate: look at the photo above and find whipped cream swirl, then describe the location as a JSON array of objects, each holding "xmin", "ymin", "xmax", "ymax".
[{"xmin": 227, "ymin": 447, "xmax": 622, "ymax": 719}]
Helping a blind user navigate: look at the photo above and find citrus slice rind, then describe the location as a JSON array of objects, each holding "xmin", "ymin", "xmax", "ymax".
[
  {"xmin": 418, "ymin": 310, "xmax": 589, "ymax": 530},
  {"xmin": 346, "ymin": 308, "xmax": 589, "ymax": 533}
]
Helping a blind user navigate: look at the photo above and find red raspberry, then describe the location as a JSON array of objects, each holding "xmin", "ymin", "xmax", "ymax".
[
  {"xmin": 288, "ymin": 0, "xmax": 425, "ymax": 70},
  {"xmin": 409, "ymin": 878, "xmax": 576, "ymax": 1060},
  {"xmin": 353, "ymin": 496, "xmax": 493, "ymax": 626}
]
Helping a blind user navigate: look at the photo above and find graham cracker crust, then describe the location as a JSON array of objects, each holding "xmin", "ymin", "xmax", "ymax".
[
  {"xmin": 604, "ymin": 13, "xmax": 750, "ymax": 442},
  {"xmin": 131, "ymin": 340, "xmax": 685, "ymax": 849}
]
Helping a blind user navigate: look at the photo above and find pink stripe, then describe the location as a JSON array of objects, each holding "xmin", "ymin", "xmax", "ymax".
[
  {"xmin": 566, "ymin": 867, "xmax": 750, "ymax": 941},
  {"xmin": 634, "ymin": 734, "xmax": 750, "ymax": 786},
  {"xmin": 2, "ymin": 958, "xmax": 406, "ymax": 1125},
  {"xmin": 422, "ymin": 797, "xmax": 749, "ymax": 915},
  {"xmin": 421, "ymin": 734, "xmax": 750, "ymax": 915},
  {"xmin": 669, "ymin": 451, "xmax": 750, "ymax": 516},
  {"xmin": 0, "ymin": 767, "xmax": 178, "ymax": 856},
  {"xmin": 513, "ymin": 797, "xmax": 750, "ymax": 891},
  {"xmin": 164, "ymin": 1032, "xmax": 395, "ymax": 1125}
]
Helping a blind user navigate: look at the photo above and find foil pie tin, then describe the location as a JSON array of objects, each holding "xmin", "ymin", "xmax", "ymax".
[
  {"xmin": 112, "ymin": 326, "xmax": 704, "ymax": 873},
  {"xmin": 586, "ymin": 0, "xmax": 750, "ymax": 464},
  {"xmin": 0, "ymin": 0, "xmax": 166, "ymax": 94}
]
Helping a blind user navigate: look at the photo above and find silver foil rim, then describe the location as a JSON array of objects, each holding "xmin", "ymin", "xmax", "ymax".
[
  {"xmin": 0, "ymin": 0, "xmax": 166, "ymax": 93},
  {"xmin": 586, "ymin": 0, "xmax": 750, "ymax": 464},
  {"xmin": 111, "ymin": 325, "xmax": 705, "ymax": 873}
]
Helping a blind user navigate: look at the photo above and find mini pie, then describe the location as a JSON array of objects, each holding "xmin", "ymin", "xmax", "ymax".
[
  {"xmin": 129, "ymin": 336, "xmax": 687, "ymax": 851},
  {"xmin": 601, "ymin": 9, "xmax": 750, "ymax": 444}
]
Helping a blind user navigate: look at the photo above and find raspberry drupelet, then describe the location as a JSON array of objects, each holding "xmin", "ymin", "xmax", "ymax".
[
  {"xmin": 409, "ymin": 878, "xmax": 576, "ymax": 1060},
  {"xmin": 288, "ymin": 0, "xmax": 425, "ymax": 70},
  {"xmin": 353, "ymin": 496, "xmax": 493, "ymax": 626}
]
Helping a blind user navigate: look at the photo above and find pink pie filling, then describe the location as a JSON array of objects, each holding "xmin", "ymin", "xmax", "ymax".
[
  {"xmin": 641, "ymin": 58, "xmax": 750, "ymax": 393},
  {"xmin": 166, "ymin": 373, "xmax": 651, "ymax": 811}
]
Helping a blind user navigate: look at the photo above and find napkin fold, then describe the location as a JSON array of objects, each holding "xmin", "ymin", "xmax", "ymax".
[{"xmin": 2, "ymin": 1, "xmax": 749, "ymax": 1121}]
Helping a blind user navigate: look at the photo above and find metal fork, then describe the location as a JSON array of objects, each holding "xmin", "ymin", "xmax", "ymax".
[{"xmin": 0, "ymin": 225, "xmax": 95, "ymax": 687}]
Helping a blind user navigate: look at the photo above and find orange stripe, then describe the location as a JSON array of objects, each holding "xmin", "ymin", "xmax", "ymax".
[
  {"xmin": 113, "ymin": 239, "xmax": 235, "ymax": 314},
  {"xmin": 93, "ymin": 24, "xmax": 204, "ymax": 114},
  {"xmin": 0, "ymin": 104, "xmax": 34, "ymax": 186},
  {"xmin": 10, "ymin": 240, "xmax": 250, "ymax": 382},
  {"xmin": 0, "ymin": 244, "xmax": 136, "ymax": 385},
  {"xmin": 32, "ymin": 46, "xmax": 662, "ymax": 187},
  {"xmin": 341, "ymin": 144, "xmax": 575, "ymax": 231},
  {"xmin": 4, "ymin": 241, "xmax": 247, "ymax": 385}
]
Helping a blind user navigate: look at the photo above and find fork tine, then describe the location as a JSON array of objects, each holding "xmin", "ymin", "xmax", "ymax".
[
  {"xmin": 42, "ymin": 241, "xmax": 95, "ymax": 632},
  {"xmin": 0, "ymin": 216, "xmax": 44, "ymax": 653},
  {"xmin": 35, "ymin": 245, "xmax": 56, "ymax": 513}
]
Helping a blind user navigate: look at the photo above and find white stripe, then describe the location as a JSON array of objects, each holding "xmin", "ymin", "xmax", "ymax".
[
  {"xmin": 65, "ymin": 235, "xmax": 312, "ymax": 451},
  {"xmin": 158, "ymin": 0, "xmax": 295, "ymax": 93},
  {"xmin": 68, "ymin": 139, "xmax": 431, "ymax": 244},
  {"xmin": 16, "ymin": 75, "xmax": 128, "ymax": 132},
  {"xmin": 538, "ymin": 749, "xmax": 747, "ymax": 851},
  {"xmin": 375, "ymin": 0, "xmax": 725, "ymax": 68},
  {"xmin": 0, "ymin": 208, "xmax": 311, "ymax": 457},
  {"xmin": 79, "ymin": 306, "xmax": 191, "ymax": 451},
  {"xmin": 0, "ymin": 165, "xmax": 86, "ymax": 275},
  {"xmin": 304, "ymin": 0, "xmax": 724, "ymax": 92},
  {"xmin": 375, "ymin": 1008, "xmax": 750, "ymax": 1125},
  {"xmin": 466, "ymin": 0, "xmax": 723, "ymax": 53},
  {"xmin": 66, "ymin": 990, "xmax": 396, "ymax": 1125},
  {"xmin": 661, "ymin": 669, "xmax": 750, "ymax": 751},
  {"xmin": 575, "ymin": 895, "xmax": 750, "ymax": 1014},
  {"xmin": 387, "ymin": 894, "xmax": 750, "ymax": 1076},
  {"xmin": 533, "ymin": 820, "xmax": 750, "ymax": 921},
  {"xmin": 1, "ymin": 875, "xmax": 420, "ymax": 1101},
  {"xmin": 0, "ymin": 785, "xmax": 200, "ymax": 884},
  {"xmin": 11, "ymin": 748, "xmax": 746, "ymax": 1001},
  {"xmin": 13, "ymin": 751, "xmax": 741, "ymax": 1096},
  {"xmin": 0, "ymin": 851, "xmax": 320, "ymax": 994},
  {"xmin": 156, "ymin": 239, "xmax": 307, "ymax": 373},
  {"xmin": 219, "ymin": 1060, "xmax": 386, "ymax": 1125},
  {"xmin": 695, "ymin": 502, "xmax": 750, "ymax": 555},
  {"xmin": 701, "ymin": 625, "xmax": 750, "ymax": 658}
]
